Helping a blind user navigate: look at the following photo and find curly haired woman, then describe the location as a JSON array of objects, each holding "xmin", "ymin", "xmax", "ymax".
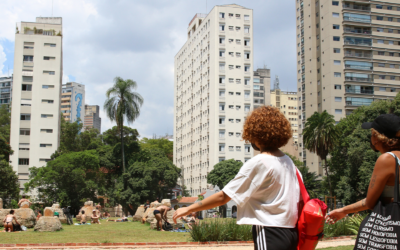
[
  {"xmin": 173, "ymin": 106, "xmax": 301, "ymax": 250},
  {"xmin": 326, "ymin": 114, "xmax": 400, "ymax": 226}
]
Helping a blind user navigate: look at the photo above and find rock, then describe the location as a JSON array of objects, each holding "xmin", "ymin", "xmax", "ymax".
[
  {"xmin": 0, "ymin": 198, "xmax": 3, "ymax": 209},
  {"xmin": 34, "ymin": 216, "xmax": 62, "ymax": 232},
  {"xmin": 20, "ymin": 201, "xmax": 30, "ymax": 208},
  {"xmin": 76, "ymin": 204, "xmax": 95, "ymax": 221},
  {"xmin": 161, "ymin": 199, "xmax": 171, "ymax": 207},
  {"xmin": 132, "ymin": 215, "xmax": 142, "ymax": 222},
  {"xmin": 44, "ymin": 207, "xmax": 54, "ymax": 217},
  {"xmin": 0, "ymin": 208, "xmax": 36, "ymax": 228},
  {"xmin": 52, "ymin": 203, "xmax": 60, "ymax": 209},
  {"xmin": 84, "ymin": 201, "xmax": 93, "ymax": 206},
  {"xmin": 135, "ymin": 205, "xmax": 145, "ymax": 217}
]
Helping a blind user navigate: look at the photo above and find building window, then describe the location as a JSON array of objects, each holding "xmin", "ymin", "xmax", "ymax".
[
  {"xmin": 42, "ymin": 99, "xmax": 54, "ymax": 104},
  {"xmin": 332, "ymin": 1, "xmax": 339, "ymax": 5},
  {"xmin": 219, "ymin": 144, "xmax": 225, "ymax": 152},
  {"xmin": 378, "ymin": 51, "xmax": 385, "ymax": 56},
  {"xmin": 333, "ymin": 48, "xmax": 340, "ymax": 53},
  {"xmin": 40, "ymin": 129, "xmax": 53, "ymax": 133},
  {"xmin": 376, "ymin": 5, "xmax": 383, "ymax": 9},
  {"xmin": 43, "ymin": 71, "xmax": 55, "ymax": 75},
  {"xmin": 333, "ymin": 36, "xmax": 340, "ymax": 41},
  {"xmin": 20, "ymin": 129, "xmax": 30, "ymax": 136},
  {"xmin": 334, "ymin": 85, "xmax": 341, "ymax": 90},
  {"xmin": 377, "ymin": 16, "xmax": 383, "ymax": 21},
  {"xmin": 379, "ymin": 87, "xmax": 386, "ymax": 92},
  {"xmin": 23, "ymin": 56, "xmax": 33, "ymax": 62},
  {"xmin": 44, "ymin": 43, "xmax": 56, "ymax": 47},
  {"xmin": 219, "ymin": 117, "xmax": 225, "ymax": 124},
  {"xmin": 333, "ymin": 24, "xmax": 340, "ymax": 29},
  {"xmin": 19, "ymin": 158, "xmax": 29, "ymax": 165},
  {"xmin": 334, "ymin": 72, "xmax": 341, "ymax": 77},
  {"xmin": 377, "ymin": 40, "xmax": 384, "ymax": 44},
  {"xmin": 244, "ymin": 65, "xmax": 251, "ymax": 72},
  {"xmin": 332, "ymin": 13, "xmax": 339, "ymax": 18},
  {"xmin": 219, "ymin": 131, "xmax": 225, "ymax": 138},
  {"xmin": 41, "ymin": 114, "xmax": 54, "ymax": 118},
  {"xmin": 22, "ymin": 84, "xmax": 32, "ymax": 91},
  {"xmin": 219, "ymin": 63, "xmax": 225, "ymax": 70},
  {"xmin": 20, "ymin": 114, "xmax": 31, "ymax": 120},
  {"xmin": 244, "ymin": 39, "xmax": 250, "ymax": 46},
  {"xmin": 244, "ymin": 15, "xmax": 250, "ymax": 21},
  {"xmin": 219, "ymin": 76, "xmax": 225, "ymax": 84},
  {"xmin": 219, "ymin": 24, "xmax": 225, "ymax": 31},
  {"xmin": 335, "ymin": 97, "xmax": 342, "ymax": 102},
  {"xmin": 335, "ymin": 109, "xmax": 342, "ymax": 114},
  {"xmin": 391, "ymin": 88, "xmax": 396, "ymax": 92},
  {"xmin": 219, "ymin": 104, "xmax": 225, "ymax": 111},
  {"xmin": 244, "ymin": 78, "xmax": 250, "ymax": 85},
  {"xmin": 219, "ymin": 12, "xmax": 225, "ymax": 18},
  {"xmin": 244, "ymin": 26, "xmax": 250, "ymax": 33},
  {"xmin": 219, "ymin": 37, "xmax": 225, "ymax": 44},
  {"xmin": 334, "ymin": 60, "xmax": 341, "ymax": 65},
  {"xmin": 40, "ymin": 144, "xmax": 52, "ymax": 148},
  {"xmin": 236, "ymin": 146, "xmax": 241, "ymax": 151},
  {"xmin": 219, "ymin": 50, "xmax": 225, "ymax": 57},
  {"xmin": 219, "ymin": 90, "xmax": 225, "ymax": 97}
]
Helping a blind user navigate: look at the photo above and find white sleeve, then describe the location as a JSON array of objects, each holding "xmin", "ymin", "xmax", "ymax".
[{"xmin": 222, "ymin": 173, "xmax": 258, "ymax": 207}]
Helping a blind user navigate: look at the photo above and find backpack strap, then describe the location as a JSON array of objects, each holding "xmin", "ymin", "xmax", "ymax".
[
  {"xmin": 387, "ymin": 152, "xmax": 400, "ymax": 203},
  {"xmin": 296, "ymin": 169, "xmax": 310, "ymax": 203}
]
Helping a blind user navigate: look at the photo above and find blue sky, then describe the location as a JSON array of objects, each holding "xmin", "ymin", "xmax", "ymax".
[{"xmin": 1, "ymin": 0, "xmax": 297, "ymax": 138}]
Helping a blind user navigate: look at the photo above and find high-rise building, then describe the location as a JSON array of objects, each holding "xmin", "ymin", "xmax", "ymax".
[
  {"xmin": 61, "ymin": 82, "xmax": 85, "ymax": 124},
  {"xmin": 296, "ymin": 0, "xmax": 400, "ymax": 174},
  {"xmin": 10, "ymin": 17, "xmax": 63, "ymax": 190},
  {"xmin": 174, "ymin": 4, "xmax": 254, "ymax": 196},
  {"xmin": 253, "ymin": 68, "xmax": 271, "ymax": 109},
  {"xmin": 84, "ymin": 105, "xmax": 101, "ymax": 133},
  {"xmin": 0, "ymin": 76, "xmax": 12, "ymax": 107}
]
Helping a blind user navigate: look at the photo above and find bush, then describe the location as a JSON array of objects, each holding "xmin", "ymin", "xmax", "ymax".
[
  {"xmin": 324, "ymin": 213, "xmax": 367, "ymax": 237},
  {"xmin": 189, "ymin": 218, "xmax": 252, "ymax": 242}
]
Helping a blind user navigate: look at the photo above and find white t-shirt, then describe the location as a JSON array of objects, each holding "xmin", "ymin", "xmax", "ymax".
[{"xmin": 222, "ymin": 154, "xmax": 301, "ymax": 228}]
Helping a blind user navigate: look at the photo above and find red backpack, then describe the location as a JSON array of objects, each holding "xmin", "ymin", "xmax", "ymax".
[{"xmin": 296, "ymin": 170, "xmax": 328, "ymax": 250}]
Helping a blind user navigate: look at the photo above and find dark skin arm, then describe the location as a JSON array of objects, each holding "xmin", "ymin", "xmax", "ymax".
[
  {"xmin": 173, "ymin": 191, "xmax": 231, "ymax": 223},
  {"xmin": 326, "ymin": 153, "xmax": 395, "ymax": 224}
]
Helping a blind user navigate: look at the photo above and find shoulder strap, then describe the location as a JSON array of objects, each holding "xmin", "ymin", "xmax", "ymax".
[
  {"xmin": 387, "ymin": 152, "xmax": 400, "ymax": 203},
  {"xmin": 296, "ymin": 169, "xmax": 310, "ymax": 203}
]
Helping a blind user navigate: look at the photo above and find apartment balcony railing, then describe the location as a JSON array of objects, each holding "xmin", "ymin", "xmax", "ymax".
[
  {"xmin": 345, "ymin": 65, "xmax": 373, "ymax": 70},
  {"xmin": 345, "ymin": 89, "xmax": 374, "ymax": 94},
  {"xmin": 343, "ymin": 16, "xmax": 371, "ymax": 23},
  {"xmin": 344, "ymin": 28, "xmax": 371, "ymax": 35},
  {"xmin": 345, "ymin": 77, "xmax": 373, "ymax": 82},
  {"xmin": 344, "ymin": 41, "xmax": 372, "ymax": 46},
  {"xmin": 343, "ymin": 5, "xmax": 370, "ymax": 11},
  {"xmin": 344, "ymin": 52, "xmax": 372, "ymax": 58}
]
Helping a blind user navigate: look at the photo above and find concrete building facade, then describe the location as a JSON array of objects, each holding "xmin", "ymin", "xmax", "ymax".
[
  {"xmin": 296, "ymin": 0, "xmax": 400, "ymax": 174},
  {"xmin": 61, "ymin": 82, "xmax": 85, "ymax": 124},
  {"xmin": 174, "ymin": 4, "xmax": 254, "ymax": 196},
  {"xmin": 253, "ymin": 68, "xmax": 271, "ymax": 109},
  {"xmin": 84, "ymin": 105, "xmax": 101, "ymax": 133},
  {"xmin": 10, "ymin": 17, "xmax": 63, "ymax": 190},
  {"xmin": 0, "ymin": 76, "xmax": 12, "ymax": 107}
]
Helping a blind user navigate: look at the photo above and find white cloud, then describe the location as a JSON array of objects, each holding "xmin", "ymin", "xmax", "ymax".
[
  {"xmin": 1, "ymin": 0, "xmax": 297, "ymax": 137},
  {"xmin": 0, "ymin": 44, "xmax": 7, "ymax": 77}
]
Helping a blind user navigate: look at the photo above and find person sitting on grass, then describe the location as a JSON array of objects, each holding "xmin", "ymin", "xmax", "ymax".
[
  {"xmin": 185, "ymin": 212, "xmax": 198, "ymax": 230},
  {"xmin": 103, "ymin": 211, "xmax": 110, "ymax": 219},
  {"xmin": 80, "ymin": 210, "xmax": 87, "ymax": 225},
  {"xmin": 91, "ymin": 210, "xmax": 101, "ymax": 224},
  {"xmin": 108, "ymin": 216, "xmax": 128, "ymax": 222},
  {"xmin": 36, "ymin": 210, "xmax": 42, "ymax": 221},
  {"xmin": 153, "ymin": 206, "xmax": 172, "ymax": 231},
  {"xmin": 3, "ymin": 210, "xmax": 20, "ymax": 232}
]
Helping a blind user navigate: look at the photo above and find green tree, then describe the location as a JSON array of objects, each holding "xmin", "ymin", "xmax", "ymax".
[
  {"xmin": 298, "ymin": 166, "xmax": 322, "ymax": 199},
  {"xmin": 207, "ymin": 159, "xmax": 243, "ymax": 189},
  {"xmin": 139, "ymin": 138, "xmax": 173, "ymax": 161},
  {"xmin": 25, "ymin": 150, "xmax": 103, "ymax": 211},
  {"xmin": 303, "ymin": 110, "xmax": 339, "ymax": 196},
  {"xmin": 0, "ymin": 104, "xmax": 11, "ymax": 142},
  {"xmin": 103, "ymin": 126, "xmax": 139, "ymax": 146},
  {"xmin": 0, "ymin": 159, "xmax": 19, "ymax": 208},
  {"xmin": 107, "ymin": 148, "xmax": 180, "ymax": 214},
  {"xmin": 328, "ymin": 95, "xmax": 396, "ymax": 205},
  {"xmin": 104, "ymin": 77, "xmax": 143, "ymax": 173}
]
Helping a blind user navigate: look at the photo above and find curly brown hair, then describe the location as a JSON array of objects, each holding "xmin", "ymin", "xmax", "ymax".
[
  {"xmin": 242, "ymin": 106, "xmax": 292, "ymax": 150},
  {"xmin": 371, "ymin": 128, "xmax": 400, "ymax": 151}
]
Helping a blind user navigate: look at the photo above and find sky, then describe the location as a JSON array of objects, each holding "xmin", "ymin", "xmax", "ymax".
[{"xmin": 0, "ymin": 0, "xmax": 297, "ymax": 138}]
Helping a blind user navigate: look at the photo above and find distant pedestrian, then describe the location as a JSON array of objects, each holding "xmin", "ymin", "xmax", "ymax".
[{"xmin": 3, "ymin": 210, "xmax": 20, "ymax": 232}]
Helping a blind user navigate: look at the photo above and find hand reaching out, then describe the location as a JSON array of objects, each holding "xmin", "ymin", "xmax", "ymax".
[
  {"xmin": 325, "ymin": 209, "xmax": 347, "ymax": 224},
  {"xmin": 173, "ymin": 207, "xmax": 191, "ymax": 224}
]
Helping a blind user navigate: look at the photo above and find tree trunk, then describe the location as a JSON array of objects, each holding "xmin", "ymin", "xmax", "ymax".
[
  {"xmin": 120, "ymin": 124, "xmax": 125, "ymax": 173},
  {"xmin": 323, "ymin": 157, "xmax": 333, "ymax": 196}
]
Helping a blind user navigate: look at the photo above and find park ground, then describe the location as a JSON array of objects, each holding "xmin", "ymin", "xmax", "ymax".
[{"xmin": 0, "ymin": 218, "xmax": 354, "ymax": 249}]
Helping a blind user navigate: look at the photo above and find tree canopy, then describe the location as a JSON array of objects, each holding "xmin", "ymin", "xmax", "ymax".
[
  {"xmin": 139, "ymin": 137, "xmax": 173, "ymax": 161},
  {"xmin": 0, "ymin": 104, "xmax": 10, "ymax": 142},
  {"xmin": 207, "ymin": 159, "xmax": 243, "ymax": 189}
]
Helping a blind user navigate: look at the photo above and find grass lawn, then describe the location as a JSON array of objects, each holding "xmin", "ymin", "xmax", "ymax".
[{"xmin": 0, "ymin": 218, "xmax": 190, "ymax": 244}]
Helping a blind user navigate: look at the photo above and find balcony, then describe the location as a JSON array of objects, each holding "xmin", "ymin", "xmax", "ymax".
[
  {"xmin": 345, "ymin": 89, "xmax": 374, "ymax": 94},
  {"xmin": 343, "ymin": 4, "xmax": 370, "ymax": 11},
  {"xmin": 345, "ymin": 77, "xmax": 373, "ymax": 82},
  {"xmin": 344, "ymin": 16, "xmax": 371, "ymax": 23},
  {"xmin": 345, "ymin": 64, "xmax": 372, "ymax": 70},
  {"xmin": 344, "ymin": 52, "xmax": 372, "ymax": 59},
  {"xmin": 344, "ymin": 28, "xmax": 371, "ymax": 35}
]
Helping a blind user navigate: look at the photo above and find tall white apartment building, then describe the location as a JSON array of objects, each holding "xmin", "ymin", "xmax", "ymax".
[
  {"xmin": 174, "ymin": 4, "xmax": 254, "ymax": 196},
  {"xmin": 10, "ymin": 17, "xmax": 63, "ymax": 190},
  {"xmin": 61, "ymin": 82, "xmax": 85, "ymax": 124}
]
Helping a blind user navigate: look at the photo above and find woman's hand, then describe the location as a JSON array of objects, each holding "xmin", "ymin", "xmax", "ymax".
[
  {"xmin": 173, "ymin": 207, "xmax": 191, "ymax": 224},
  {"xmin": 325, "ymin": 209, "xmax": 347, "ymax": 224}
]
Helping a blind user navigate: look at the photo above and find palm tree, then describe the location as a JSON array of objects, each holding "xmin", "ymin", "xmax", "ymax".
[
  {"xmin": 302, "ymin": 110, "xmax": 339, "ymax": 196},
  {"xmin": 104, "ymin": 77, "xmax": 143, "ymax": 173}
]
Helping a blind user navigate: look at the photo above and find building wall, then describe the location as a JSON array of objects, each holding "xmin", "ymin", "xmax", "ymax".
[
  {"xmin": 296, "ymin": 0, "xmax": 400, "ymax": 175},
  {"xmin": 84, "ymin": 105, "xmax": 101, "ymax": 133},
  {"xmin": 174, "ymin": 4, "xmax": 254, "ymax": 196},
  {"xmin": 253, "ymin": 68, "xmax": 271, "ymax": 109},
  {"xmin": 0, "ymin": 76, "xmax": 12, "ymax": 107},
  {"xmin": 10, "ymin": 17, "xmax": 63, "ymax": 190},
  {"xmin": 61, "ymin": 82, "xmax": 85, "ymax": 124}
]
